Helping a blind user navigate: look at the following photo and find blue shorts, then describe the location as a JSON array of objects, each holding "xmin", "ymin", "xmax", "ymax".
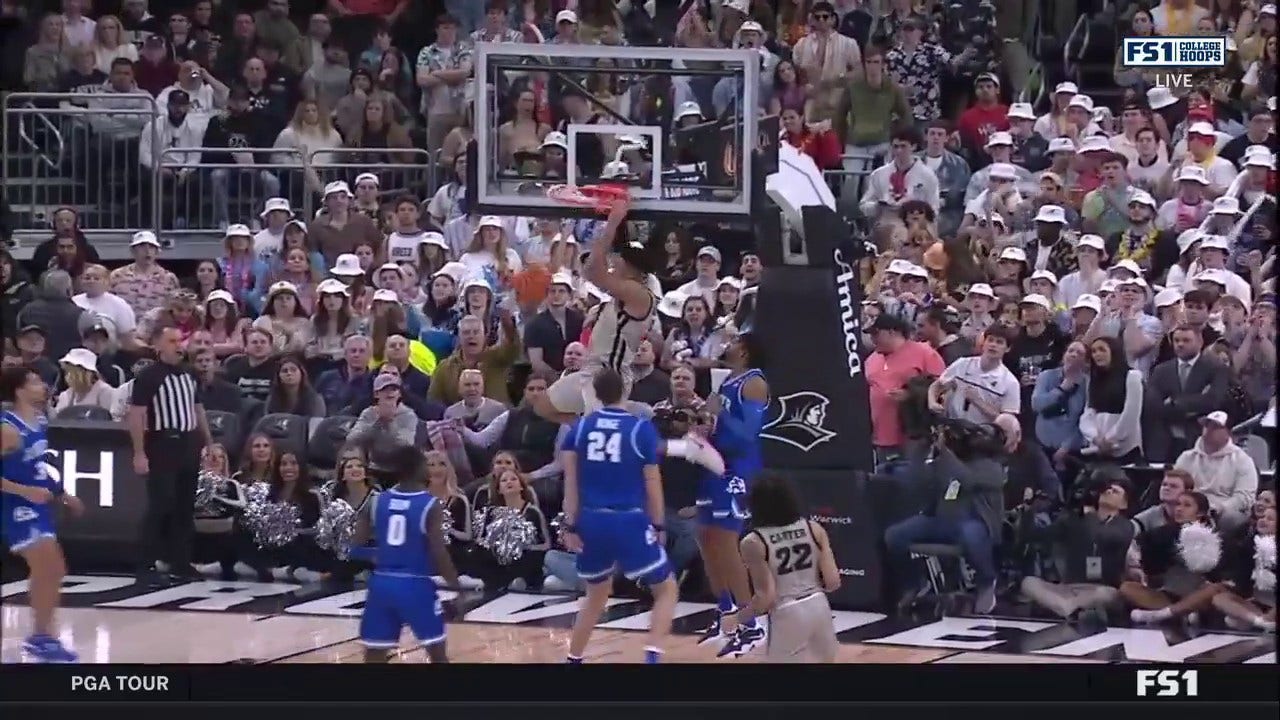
[
  {"xmin": 4, "ymin": 504, "xmax": 56, "ymax": 553},
  {"xmin": 576, "ymin": 508, "xmax": 671, "ymax": 586},
  {"xmin": 696, "ymin": 472, "xmax": 750, "ymax": 532},
  {"xmin": 359, "ymin": 572, "xmax": 446, "ymax": 648}
]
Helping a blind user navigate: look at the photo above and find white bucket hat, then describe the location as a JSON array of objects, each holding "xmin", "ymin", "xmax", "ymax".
[
  {"xmin": 206, "ymin": 289, "xmax": 235, "ymax": 306},
  {"xmin": 59, "ymin": 348, "xmax": 98, "ymax": 373},
  {"xmin": 1020, "ymin": 294, "xmax": 1053, "ymax": 311},
  {"xmin": 330, "ymin": 254, "xmax": 364, "ymax": 277},
  {"xmin": 317, "ymin": 278, "xmax": 348, "ymax": 296},
  {"xmin": 372, "ymin": 288, "xmax": 400, "ymax": 303},
  {"xmin": 420, "ymin": 231, "xmax": 448, "ymax": 249},
  {"xmin": 1076, "ymin": 234, "xmax": 1106, "ymax": 251},
  {"xmin": 658, "ymin": 290, "xmax": 688, "ymax": 318},
  {"xmin": 1147, "ymin": 86, "xmax": 1177, "ymax": 110},
  {"xmin": 265, "ymin": 281, "xmax": 300, "ymax": 304},
  {"xmin": 1072, "ymin": 294, "xmax": 1102, "ymax": 313},
  {"xmin": 967, "ymin": 283, "xmax": 996, "ymax": 298},
  {"xmin": 1034, "ymin": 205, "xmax": 1067, "ymax": 224},
  {"xmin": 323, "ymin": 181, "xmax": 352, "ymax": 198},
  {"xmin": 131, "ymin": 230, "xmax": 161, "ymax": 247},
  {"xmin": 1030, "ymin": 269, "xmax": 1059, "ymax": 285},
  {"xmin": 224, "ymin": 223, "xmax": 252, "ymax": 239},
  {"xmin": 259, "ymin": 197, "xmax": 292, "ymax": 218},
  {"xmin": 432, "ymin": 261, "xmax": 468, "ymax": 284}
]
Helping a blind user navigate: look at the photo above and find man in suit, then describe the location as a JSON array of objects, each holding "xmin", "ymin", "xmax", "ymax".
[{"xmin": 1143, "ymin": 324, "xmax": 1228, "ymax": 463}]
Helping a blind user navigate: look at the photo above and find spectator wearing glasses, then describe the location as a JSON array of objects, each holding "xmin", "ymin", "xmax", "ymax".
[
  {"xmin": 791, "ymin": 2, "xmax": 863, "ymax": 126},
  {"xmin": 887, "ymin": 15, "xmax": 974, "ymax": 127}
]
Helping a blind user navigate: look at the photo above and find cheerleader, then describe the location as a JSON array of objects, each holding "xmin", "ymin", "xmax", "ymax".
[
  {"xmin": 192, "ymin": 444, "xmax": 247, "ymax": 580},
  {"xmin": 467, "ymin": 450, "xmax": 523, "ymax": 511},
  {"xmin": 1212, "ymin": 499, "xmax": 1276, "ymax": 632},
  {"xmin": 324, "ymin": 454, "xmax": 378, "ymax": 583},
  {"xmin": 469, "ymin": 470, "xmax": 551, "ymax": 591},
  {"xmin": 1122, "ymin": 491, "xmax": 1226, "ymax": 624},
  {"xmin": 262, "ymin": 451, "xmax": 327, "ymax": 582}
]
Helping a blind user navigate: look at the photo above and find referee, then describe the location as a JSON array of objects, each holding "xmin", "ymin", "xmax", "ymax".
[{"xmin": 128, "ymin": 326, "xmax": 214, "ymax": 585}]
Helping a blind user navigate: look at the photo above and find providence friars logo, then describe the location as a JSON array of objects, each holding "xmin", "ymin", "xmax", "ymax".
[{"xmin": 760, "ymin": 391, "xmax": 837, "ymax": 451}]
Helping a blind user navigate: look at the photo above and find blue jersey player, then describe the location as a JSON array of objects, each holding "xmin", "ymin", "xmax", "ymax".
[
  {"xmin": 698, "ymin": 332, "xmax": 770, "ymax": 657},
  {"xmin": 352, "ymin": 446, "xmax": 461, "ymax": 663},
  {"xmin": 1, "ymin": 365, "xmax": 84, "ymax": 663},
  {"xmin": 560, "ymin": 368, "xmax": 678, "ymax": 664}
]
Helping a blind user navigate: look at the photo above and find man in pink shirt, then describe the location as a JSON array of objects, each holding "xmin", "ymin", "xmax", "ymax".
[{"xmin": 865, "ymin": 314, "xmax": 946, "ymax": 469}]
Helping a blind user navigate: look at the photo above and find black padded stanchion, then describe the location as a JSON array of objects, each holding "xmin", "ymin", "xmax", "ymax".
[{"xmin": 752, "ymin": 204, "xmax": 881, "ymax": 609}]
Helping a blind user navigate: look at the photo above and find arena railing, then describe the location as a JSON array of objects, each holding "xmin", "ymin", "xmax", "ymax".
[
  {"xmin": 307, "ymin": 147, "xmax": 435, "ymax": 216},
  {"xmin": 157, "ymin": 146, "xmax": 308, "ymax": 238},
  {"xmin": 2, "ymin": 92, "xmax": 161, "ymax": 257}
]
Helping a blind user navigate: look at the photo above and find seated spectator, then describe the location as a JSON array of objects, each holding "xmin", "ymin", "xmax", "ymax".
[
  {"xmin": 423, "ymin": 449, "xmax": 474, "ymax": 550},
  {"xmin": 1123, "ymin": 490, "xmax": 1225, "ymax": 625},
  {"xmin": 254, "ymin": 0, "xmax": 305, "ymax": 73},
  {"xmin": 1133, "ymin": 468, "xmax": 1196, "ymax": 534},
  {"xmin": 1021, "ymin": 478, "xmax": 1135, "ymax": 618},
  {"xmin": 17, "ymin": 270, "xmax": 84, "ymax": 363},
  {"xmin": 311, "ymin": 181, "xmax": 383, "ymax": 266},
  {"xmin": 524, "ymin": 274, "xmax": 584, "ymax": 378},
  {"xmin": 444, "ymin": 368, "xmax": 508, "ymax": 428},
  {"xmin": 305, "ymin": 280, "xmax": 359, "ymax": 372},
  {"xmin": 241, "ymin": 56, "xmax": 291, "ymax": 140},
  {"xmin": 25, "ymin": 13, "xmax": 70, "ymax": 92},
  {"xmin": 190, "ymin": 347, "xmax": 243, "ymax": 415},
  {"xmin": 91, "ymin": 15, "xmax": 138, "ymax": 74},
  {"xmin": 264, "ymin": 355, "xmax": 327, "ymax": 418},
  {"xmin": 1174, "ymin": 411, "xmax": 1261, "ymax": 531},
  {"xmin": 661, "ymin": 295, "xmax": 716, "ymax": 373},
  {"xmin": 371, "ymin": 334, "xmax": 431, "ymax": 397},
  {"xmin": 76, "ymin": 316, "xmax": 128, "ymax": 387},
  {"xmin": 136, "ymin": 288, "xmax": 203, "ymax": 347},
  {"xmin": 429, "ymin": 313, "xmax": 521, "ymax": 406},
  {"xmin": 315, "ymin": 334, "xmax": 372, "ymax": 415},
  {"xmin": 364, "ymin": 294, "xmax": 430, "ymax": 369},
  {"xmin": 58, "ymin": 44, "xmax": 106, "ymax": 98},
  {"xmin": 347, "ymin": 372, "xmax": 419, "ymax": 475},
  {"xmin": 927, "ymin": 325, "xmax": 1021, "ymax": 425},
  {"xmin": 72, "ymin": 264, "xmax": 139, "ymax": 351},
  {"xmin": 273, "ymin": 98, "xmax": 344, "ymax": 197},
  {"xmin": 342, "ymin": 93, "xmax": 415, "ymax": 166},
  {"xmin": 467, "ymin": 470, "xmax": 551, "ymax": 591},
  {"xmin": 203, "ymin": 85, "xmax": 285, "ymax": 229},
  {"xmin": 10, "ymin": 326, "xmax": 61, "ymax": 387},
  {"xmin": 859, "ymin": 128, "xmax": 941, "ymax": 222},
  {"xmin": 133, "ymin": 34, "xmax": 178, "ymax": 96},
  {"xmin": 251, "ymin": 227, "xmax": 325, "ymax": 313},
  {"xmin": 1212, "ymin": 499, "xmax": 1276, "ymax": 632},
  {"xmin": 1, "ymin": 250, "xmax": 36, "ymax": 344},
  {"xmin": 157, "ymin": 59, "xmax": 228, "ymax": 126},
  {"xmin": 459, "ymin": 372, "xmax": 568, "ymax": 492},
  {"xmin": 254, "ymin": 280, "xmax": 313, "ymax": 355},
  {"xmin": 52, "ymin": 348, "xmax": 116, "ymax": 416},
  {"xmin": 624, "ymin": 339, "xmax": 669, "ymax": 407},
  {"xmin": 224, "ymin": 328, "xmax": 279, "ymax": 402},
  {"xmin": 203, "ymin": 289, "xmax": 249, "ymax": 358},
  {"xmin": 884, "ymin": 416, "xmax": 1012, "ymax": 614},
  {"xmin": 1031, "ymin": 339, "xmax": 1089, "ymax": 476},
  {"xmin": 189, "ymin": 259, "xmax": 226, "ymax": 305},
  {"xmin": 303, "ymin": 40, "xmax": 351, "ymax": 114}
]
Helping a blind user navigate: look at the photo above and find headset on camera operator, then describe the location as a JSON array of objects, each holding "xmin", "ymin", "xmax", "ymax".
[
  {"xmin": 883, "ymin": 412, "xmax": 1018, "ymax": 614},
  {"xmin": 1020, "ymin": 472, "xmax": 1136, "ymax": 620}
]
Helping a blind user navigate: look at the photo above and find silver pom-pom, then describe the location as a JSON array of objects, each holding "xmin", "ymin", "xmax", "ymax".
[
  {"xmin": 440, "ymin": 508, "xmax": 454, "ymax": 545},
  {"xmin": 1177, "ymin": 523, "xmax": 1222, "ymax": 574},
  {"xmin": 194, "ymin": 471, "xmax": 226, "ymax": 514},
  {"xmin": 479, "ymin": 506, "xmax": 537, "ymax": 565},
  {"xmin": 317, "ymin": 480, "xmax": 337, "ymax": 507},
  {"xmin": 242, "ymin": 482, "xmax": 301, "ymax": 548},
  {"xmin": 549, "ymin": 512, "xmax": 567, "ymax": 544},
  {"xmin": 315, "ymin": 499, "xmax": 356, "ymax": 559},
  {"xmin": 1254, "ymin": 534, "xmax": 1276, "ymax": 593}
]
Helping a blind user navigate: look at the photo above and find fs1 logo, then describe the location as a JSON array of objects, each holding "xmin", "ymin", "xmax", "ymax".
[
  {"xmin": 1122, "ymin": 37, "xmax": 1226, "ymax": 68},
  {"xmin": 1136, "ymin": 669, "xmax": 1199, "ymax": 697}
]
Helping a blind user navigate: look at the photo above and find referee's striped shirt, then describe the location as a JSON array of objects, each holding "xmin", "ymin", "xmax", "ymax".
[{"xmin": 130, "ymin": 361, "xmax": 203, "ymax": 432}]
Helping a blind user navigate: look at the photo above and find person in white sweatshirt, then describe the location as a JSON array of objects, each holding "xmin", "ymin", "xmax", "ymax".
[
  {"xmin": 137, "ymin": 88, "xmax": 203, "ymax": 179},
  {"xmin": 1174, "ymin": 411, "xmax": 1260, "ymax": 531},
  {"xmin": 858, "ymin": 128, "xmax": 940, "ymax": 222},
  {"xmin": 51, "ymin": 348, "xmax": 117, "ymax": 417},
  {"xmin": 155, "ymin": 60, "xmax": 228, "ymax": 131}
]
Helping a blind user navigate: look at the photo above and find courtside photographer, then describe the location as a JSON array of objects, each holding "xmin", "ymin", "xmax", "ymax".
[
  {"xmin": 883, "ymin": 412, "xmax": 1017, "ymax": 614},
  {"xmin": 1020, "ymin": 473, "xmax": 1136, "ymax": 621},
  {"xmin": 652, "ymin": 392, "xmax": 712, "ymax": 580}
]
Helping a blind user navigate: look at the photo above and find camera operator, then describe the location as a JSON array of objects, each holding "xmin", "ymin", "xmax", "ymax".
[
  {"xmin": 651, "ymin": 375, "xmax": 708, "ymax": 577},
  {"xmin": 1020, "ymin": 475, "xmax": 1136, "ymax": 619},
  {"xmin": 883, "ymin": 412, "xmax": 1018, "ymax": 614}
]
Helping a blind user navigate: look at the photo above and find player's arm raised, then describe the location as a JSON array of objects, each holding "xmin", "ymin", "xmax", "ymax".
[
  {"xmin": 583, "ymin": 197, "xmax": 650, "ymax": 317},
  {"xmin": 425, "ymin": 501, "xmax": 460, "ymax": 589},
  {"xmin": 739, "ymin": 533, "xmax": 777, "ymax": 614},
  {"xmin": 811, "ymin": 522, "xmax": 842, "ymax": 594}
]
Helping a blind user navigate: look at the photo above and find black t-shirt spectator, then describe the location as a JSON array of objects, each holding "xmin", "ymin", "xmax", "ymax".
[
  {"xmin": 201, "ymin": 109, "xmax": 278, "ymax": 164},
  {"xmin": 263, "ymin": 62, "xmax": 301, "ymax": 115},
  {"xmin": 198, "ymin": 375, "xmax": 245, "ymax": 415},
  {"xmin": 1005, "ymin": 323, "xmax": 1068, "ymax": 417},
  {"xmin": 130, "ymin": 360, "xmax": 203, "ymax": 432},
  {"xmin": 1220, "ymin": 131, "xmax": 1279, "ymax": 168},
  {"xmin": 629, "ymin": 369, "xmax": 671, "ymax": 406},
  {"xmin": 59, "ymin": 68, "xmax": 106, "ymax": 99},
  {"xmin": 523, "ymin": 309, "xmax": 585, "ymax": 373},
  {"xmin": 222, "ymin": 355, "xmax": 278, "ymax": 403},
  {"xmin": 246, "ymin": 85, "xmax": 290, "ymax": 140}
]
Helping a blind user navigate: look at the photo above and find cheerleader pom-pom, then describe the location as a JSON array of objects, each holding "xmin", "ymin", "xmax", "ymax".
[
  {"xmin": 1177, "ymin": 523, "xmax": 1222, "ymax": 574},
  {"xmin": 480, "ymin": 506, "xmax": 537, "ymax": 566},
  {"xmin": 194, "ymin": 471, "xmax": 225, "ymax": 514},
  {"xmin": 1253, "ymin": 534, "xmax": 1276, "ymax": 593},
  {"xmin": 315, "ymin": 499, "xmax": 356, "ymax": 559},
  {"xmin": 440, "ymin": 507, "xmax": 454, "ymax": 545}
]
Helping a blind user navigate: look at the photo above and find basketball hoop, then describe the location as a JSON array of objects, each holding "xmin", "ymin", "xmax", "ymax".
[{"xmin": 546, "ymin": 184, "xmax": 630, "ymax": 215}]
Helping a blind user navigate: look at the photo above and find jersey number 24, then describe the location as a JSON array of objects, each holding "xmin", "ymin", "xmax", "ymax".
[{"xmin": 586, "ymin": 431, "xmax": 622, "ymax": 463}]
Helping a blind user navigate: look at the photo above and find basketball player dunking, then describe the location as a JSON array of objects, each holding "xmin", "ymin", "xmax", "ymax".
[
  {"xmin": 561, "ymin": 369, "xmax": 677, "ymax": 664},
  {"xmin": 533, "ymin": 196, "xmax": 725, "ymax": 476},
  {"xmin": 699, "ymin": 332, "xmax": 772, "ymax": 657},
  {"xmin": 2, "ymin": 365, "xmax": 84, "ymax": 663},
  {"xmin": 352, "ymin": 446, "xmax": 465, "ymax": 663},
  {"xmin": 740, "ymin": 472, "xmax": 841, "ymax": 663}
]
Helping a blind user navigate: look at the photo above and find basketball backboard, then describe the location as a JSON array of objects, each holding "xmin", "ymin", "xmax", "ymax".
[{"xmin": 469, "ymin": 42, "xmax": 764, "ymax": 220}]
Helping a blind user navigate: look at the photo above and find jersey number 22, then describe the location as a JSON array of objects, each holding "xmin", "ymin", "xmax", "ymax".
[{"xmin": 586, "ymin": 431, "xmax": 622, "ymax": 463}]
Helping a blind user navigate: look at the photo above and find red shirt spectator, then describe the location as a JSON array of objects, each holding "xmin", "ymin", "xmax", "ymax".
[
  {"xmin": 133, "ymin": 35, "xmax": 177, "ymax": 96},
  {"xmin": 956, "ymin": 73, "xmax": 1009, "ymax": 152},
  {"xmin": 340, "ymin": 0, "xmax": 400, "ymax": 15},
  {"xmin": 781, "ymin": 111, "xmax": 842, "ymax": 170},
  {"xmin": 865, "ymin": 315, "xmax": 946, "ymax": 449}
]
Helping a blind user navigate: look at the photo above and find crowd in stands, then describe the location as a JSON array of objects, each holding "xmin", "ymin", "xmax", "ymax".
[{"xmin": 0, "ymin": 0, "xmax": 1275, "ymax": 631}]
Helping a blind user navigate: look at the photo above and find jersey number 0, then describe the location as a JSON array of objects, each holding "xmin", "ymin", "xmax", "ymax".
[
  {"xmin": 586, "ymin": 431, "xmax": 622, "ymax": 463},
  {"xmin": 385, "ymin": 514, "xmax": 407, "ymax": 546}
]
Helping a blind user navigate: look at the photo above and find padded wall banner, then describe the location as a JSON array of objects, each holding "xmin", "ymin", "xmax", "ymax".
[
  {"xmin": 779, "ymin": 469, "xmax": 883, "ymax": 610},
  {"xmin": 42, "ymin": 423, "xmax": 146, "ymax": 548}
]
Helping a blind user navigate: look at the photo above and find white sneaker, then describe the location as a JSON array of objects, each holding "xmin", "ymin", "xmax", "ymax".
[
  {"xmin": 155, "ymin": 561, "xmax": 171, "ymax": 573},
  {"xmin": 543, "ymin": 576, "xmax": 571, "ymax": 592},
  {"xmin": 681, "ymin": 433, "xmax": 726, "ymax": 476},
  {"xmin": 194, "ymin": 562, "xmax": 222, "ymax": 577},
  {"xmin": 233, "ymin": 562, "xmax": 257, "ymax": 578},
  {"xmin": 293, "ymin": 568, "xmax": 324, "ymax": 583},
  {"xmin": 508, "ymin": 578, "xmax": 528, "ymax": 591},
  {"xmin": 270, "ymin": 567, "xmax": 293, "ymax": 582},
  {"xmin": 458, "ymin": 575, "xmax": 484, "ymax": 590}
]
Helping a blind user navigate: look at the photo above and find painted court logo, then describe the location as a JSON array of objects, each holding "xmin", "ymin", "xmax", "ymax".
[{"xmin": 760, "ymin": 391, "xmax": 837, "ymax": 451}]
